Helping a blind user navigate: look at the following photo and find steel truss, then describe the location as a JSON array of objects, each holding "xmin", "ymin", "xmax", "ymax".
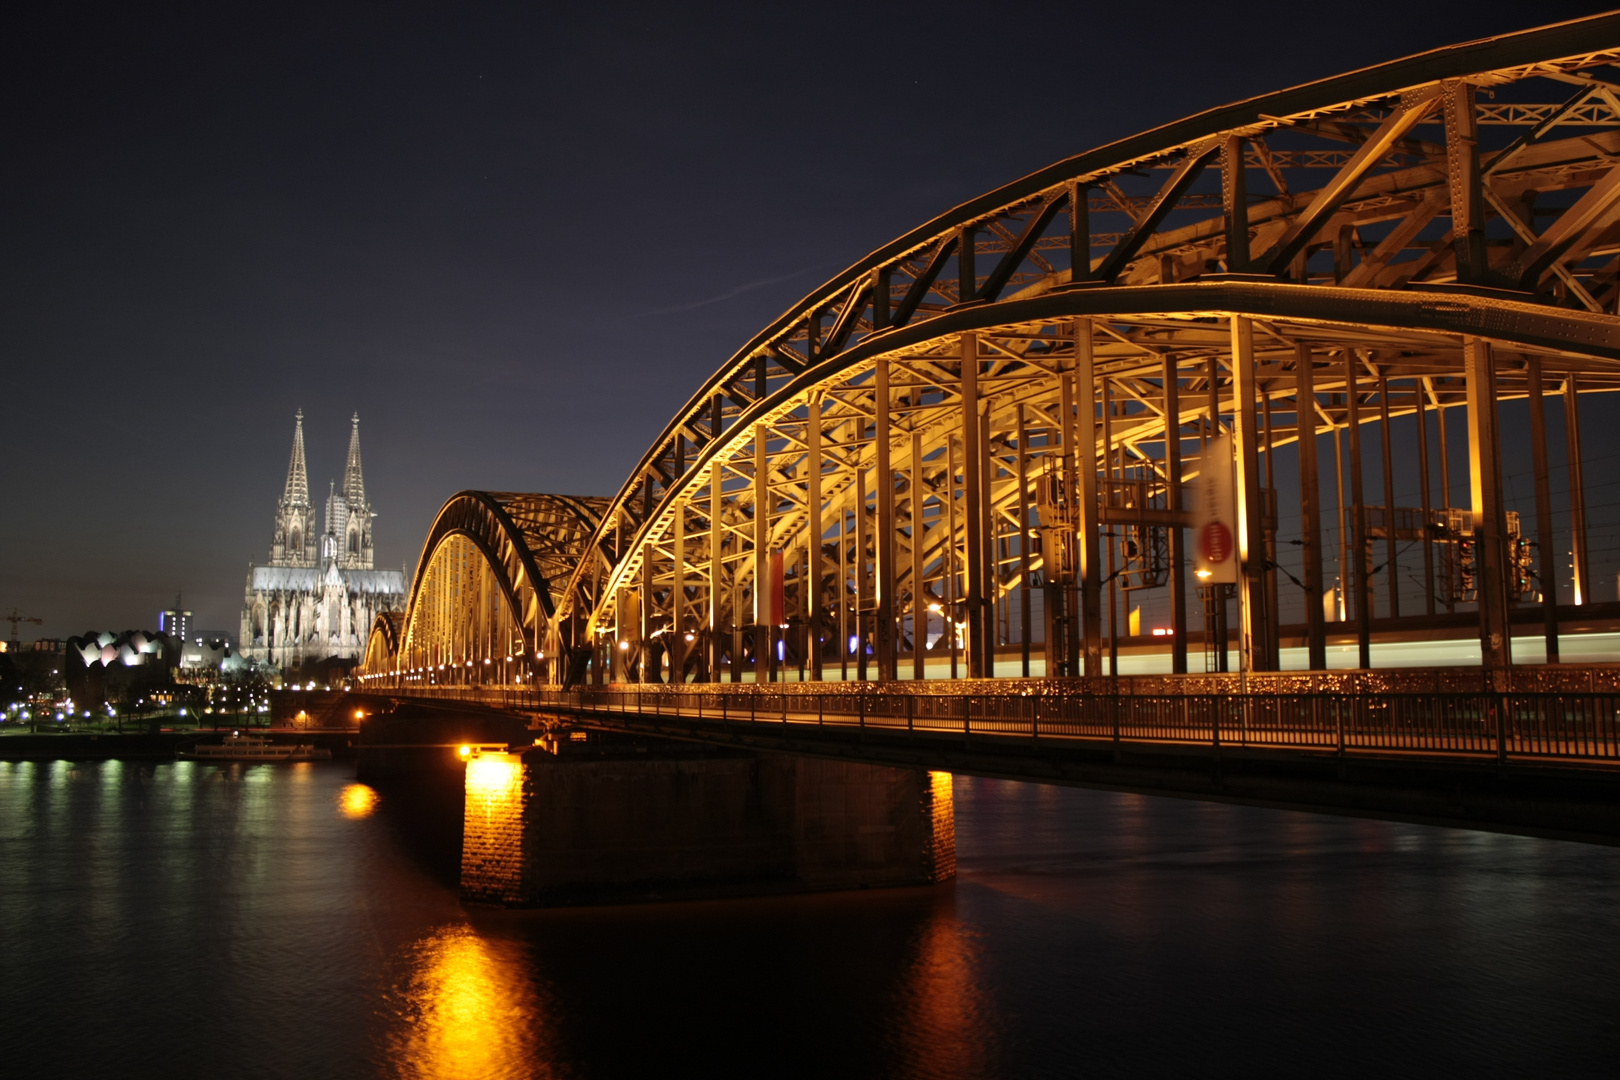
[{"xmin": 361, "ymin": 13, "xmax": 1620, "ymax": 689}]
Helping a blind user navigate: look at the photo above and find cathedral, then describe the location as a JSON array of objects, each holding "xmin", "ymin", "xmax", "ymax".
[{"xmin": 240, "ymin": 411, "xmax": 407, "ymax": 669}]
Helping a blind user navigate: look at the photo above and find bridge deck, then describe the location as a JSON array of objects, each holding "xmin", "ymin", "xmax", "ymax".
[{"xmin": 394, "ymin": 676, "xmax": 1620, "ymax": 767}]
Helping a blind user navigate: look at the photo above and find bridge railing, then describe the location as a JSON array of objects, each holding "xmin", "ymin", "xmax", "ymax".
[{"xmin": 395, "ymin": 683, "xmax": 1620, "ymax": 764}]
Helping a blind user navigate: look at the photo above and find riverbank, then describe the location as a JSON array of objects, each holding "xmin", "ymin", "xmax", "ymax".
[{"xmin": 0, "ymin": 729, "xmax": 360, "ymax": 761}]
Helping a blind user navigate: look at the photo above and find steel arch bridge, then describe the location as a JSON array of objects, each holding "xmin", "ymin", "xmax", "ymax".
[{"xmin": 362, "ymin": 13, "xmax": 1620, "ymax": 699}]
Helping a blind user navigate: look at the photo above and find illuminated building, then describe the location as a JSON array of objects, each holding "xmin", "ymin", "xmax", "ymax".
[{"xmin": 240, "ymin": 410, "xmax": 406, "ymax": 668}]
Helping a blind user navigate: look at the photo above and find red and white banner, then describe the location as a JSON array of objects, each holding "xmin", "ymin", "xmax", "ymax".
[
  {"xmin": 1194, "ymin": 433, "xmax": 1238, "ymax": 584},
  {"xmin": 756, "ymin": 549, "xmax": 786, "ymax": 626}
]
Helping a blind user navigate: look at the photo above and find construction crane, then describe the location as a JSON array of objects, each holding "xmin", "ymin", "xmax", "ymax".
[{"xmin": 5, "ymin": 609, "xmax": 43, "ymax": 651}]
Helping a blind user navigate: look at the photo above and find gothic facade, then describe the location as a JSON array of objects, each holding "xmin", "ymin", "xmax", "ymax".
[{"xmin": 240, "ymin": 411, "xmax": 407, "ymax": 668}]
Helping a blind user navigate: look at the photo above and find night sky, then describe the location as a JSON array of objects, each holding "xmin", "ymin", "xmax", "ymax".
[{"xmin": 4, "ymin": 1, "xmax": 1605, "ymax": 638}]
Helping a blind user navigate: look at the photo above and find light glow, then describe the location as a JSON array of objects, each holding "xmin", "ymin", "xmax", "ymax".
[{"xmin": 339, "ymin": 783, "xmax": 379, "ymax": 819}]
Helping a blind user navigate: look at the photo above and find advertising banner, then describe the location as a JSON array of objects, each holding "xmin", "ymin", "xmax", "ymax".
[{"xmin": 1194, "ymin": 433, "xmax": 1238, "ymax": 584}]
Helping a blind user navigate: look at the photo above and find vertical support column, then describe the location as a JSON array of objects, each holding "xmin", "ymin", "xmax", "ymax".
[
  {"xmin": 1378, "ymin": 374, "xmax": 1399, "ymax": 619},
  {"xmin": 1074, "ymin": 323, "xmax": 1102, "ymax": 675},
  {"xmin": 856, "ymin": 465, "xmax": 870, "ymax": 681},
  {"xmin": 1464, "ymin": 337, "xmax": 1511, "ymax": 670},
  {"xmin": 709, "ymin": 460, "xmax": 725, "ymax": 683},
  {"xmin": 1333, "ymin": 424, "xmax": 1347, "ymax": 624},
  {"xmin": 1102, "ymin": 379, "xmax": 1117, "ymax": 675},
  {"xmin": 838, "ymin": 495, "xmax": 849, "ymax": 681},
  {"xmin": 1262, "ymin": 391, "xmax": 1279, "ymax": 670},
  {"xmin": 874, "ymin": 360, "xmax": 896, "ymax": 681},
  {"xmin": 1069, "ymin": 181, "xmax": 1090, "ymax": 281},
  {"xmin": 1346, "ymin": 351, "xmax": 1371, "ymax": 669},
  {"xmin": 1164, "ymin": 354, "xmax": 1187, "ymax": 673},
  {"xmin": 1444, "ymin": 81, "xmax": 1487, "ymax": 285},
  {"xmin": 981, "ymin": 412, "xmax": 998, "ymax": 677},
  {"xmin": 1207, "ymin": 351, "xmax": 1229, "ymax": 672},
  {"xmin": 754, "ymin": 425, "xmax": 772, "ymax": 682},
  {"xmin": 1528, "ymin": 357, "xmax": 1560, "ymax": 662},
  {"xmin": 1222, "ymin": 135, "xmax": 1249, "ymax": 272},
  {"xmin": 1566, "ymin": 375, "xmax": 1590, "ymax": 606},
  {"xmin": 671, "ymin": 506, "xmax": 685, "ymax": 683},
  {"xmin": 960, "ymin": 333, "xmax": 988, "ymax": 678},
  {"xmin": 946, "ymin": 436, "xmax": 959, "ymax": 679},
  {"xmin": 807, "ymin": 398, "xmax": 823, "ymax": 680},
  {"xmin": 1417, "ymin": 383, "xmax": 1436, "ymax": 616},
  {"xmin": 1296, "ymin": 345, "xmax": 1327, "ymax": 670},
  {"xmin": 1231, "ymin": 316, "xmax": 1272, "ymax": 672},
  {"xmin": 1016, "ymin": 405, "xmax": 1031, "ymax": 677},
  {"xmin": 641, "ymin": 542, "xmax": 655, "ymax": 683},
  {"xmin": 1436, "ymin": 388, "xmax": 1455, "ymax": 615},
  {"xmin": 913, "ymin": 429, "xmax": 927, "ymax": 680}
]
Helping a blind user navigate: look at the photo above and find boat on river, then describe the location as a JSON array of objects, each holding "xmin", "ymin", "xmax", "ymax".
[{"xmin": 181, "ymin": 733, "xmax": 332, "ymax": 762}]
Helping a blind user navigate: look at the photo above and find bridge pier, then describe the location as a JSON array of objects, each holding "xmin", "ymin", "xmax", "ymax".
[{"xmin": 461, "ymin": 737, "xmax": 955, "ymax": 907}]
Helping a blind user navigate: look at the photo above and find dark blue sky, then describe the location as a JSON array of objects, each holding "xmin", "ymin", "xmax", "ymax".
[{"xmin": 2, "ymin": 0, "xmax": 1604, "ymax": 636}]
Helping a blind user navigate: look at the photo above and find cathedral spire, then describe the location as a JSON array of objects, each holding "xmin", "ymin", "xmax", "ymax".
[
  {"xmin": 343, "ymin": 412, "xmax": 366, "ymax": 507},
  {"xmin": 283, "ymin": 409, "xmax": 310, "ymax": 507}
]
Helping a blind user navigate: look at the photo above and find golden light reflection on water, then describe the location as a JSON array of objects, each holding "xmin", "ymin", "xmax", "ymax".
[
  {"xmin": 339, "ymin": 783, "xmax": 379, "ymax": 819},
  {"xmin": 894, "ymin": 908, "xmax": 994, "ymax": 1079},
  {"xmin": 386, "ymin": 924, "xmax": 548, "ymax": 1080}
]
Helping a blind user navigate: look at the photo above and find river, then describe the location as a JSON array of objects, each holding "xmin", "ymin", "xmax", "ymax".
[{"xmin": 2, "ymin": 758, "xmax": 1616, "ymax": 1077}]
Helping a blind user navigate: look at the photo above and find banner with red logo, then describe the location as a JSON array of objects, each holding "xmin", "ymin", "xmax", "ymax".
[{"xmin": 1194, "ymin": 433, "xmax": 1238, "ymax": 584}]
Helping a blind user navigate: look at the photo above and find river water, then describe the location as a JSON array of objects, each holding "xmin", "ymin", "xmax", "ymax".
[{"xmin": 2, "ymin": 758, "xmax": 1617, "ymax": 1078}]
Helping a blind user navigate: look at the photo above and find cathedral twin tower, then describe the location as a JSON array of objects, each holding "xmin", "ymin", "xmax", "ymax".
[
  {"xmin": 271, "ymin": 409, "xmax": 373, "ymax": 569},
  {"xmin": 241, "ymin": 411, "xmax": 406, "ymax": 669}
]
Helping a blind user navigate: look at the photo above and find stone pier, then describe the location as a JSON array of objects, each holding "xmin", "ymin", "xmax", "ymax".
[{"xmin": 461, "ymin": 737, "xmax": 954, "ymax": 906}]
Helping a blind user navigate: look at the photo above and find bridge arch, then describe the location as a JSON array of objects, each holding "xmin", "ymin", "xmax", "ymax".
[
  {"xmin": 357, "ymin": 491, "xmax": 608, "ymax": 686},
  {"xmin": 552, "ymin": 13, "xmax": 1620, "ymax": 686}
]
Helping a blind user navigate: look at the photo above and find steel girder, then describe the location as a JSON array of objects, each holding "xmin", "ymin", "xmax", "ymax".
[
  {"xmin": 370, "ymin": 491, "xmax": 609, "ymax": 673},
  {"xmin": 545, "ymin": 14, "xmax": 1620, "ymax": 684}
]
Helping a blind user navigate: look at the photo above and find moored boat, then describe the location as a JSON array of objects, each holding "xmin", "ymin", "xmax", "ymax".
[{"xmin": 181, "ymin": 733, "xmax": 332, "ymax": 762}]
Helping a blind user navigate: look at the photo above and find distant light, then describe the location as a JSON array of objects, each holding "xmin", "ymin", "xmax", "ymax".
[
  {"xmin": 849, "ymin": 635, "xmax": 860, "ymax": 655},
  {"xmin": 776, "ymin": 640, "xmax": 785, "ymax": 661}
]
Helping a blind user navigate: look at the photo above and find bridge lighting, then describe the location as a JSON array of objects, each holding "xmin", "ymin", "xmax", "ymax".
[
  {"xmin": 927, "ymin": 603, "xmax": 942, "ymax": 614},
  {"xmin": 618, "ymin": 641, "xmax": 630, "ymax": 651},
  {"xmin": 465, "ymin": 751, "xmax": 520, "ymax": 800},
  {"xmin": 484, "ymin": 658, "xmax": 492, "ymax": 665},
  {"xmin": 536, "ymin": 651, "xmax": 544, "ymax": 660},
  {"xmin": 684, "ymin": 633, "xmax": 694, "ymax": 642},
  {"xmin": 458, "ymin": 745, "xmax": 472, "ymax": 759},
  {"xmin": 1196, "ymin": 569, "xmax": 1213, "ymax": 580}
]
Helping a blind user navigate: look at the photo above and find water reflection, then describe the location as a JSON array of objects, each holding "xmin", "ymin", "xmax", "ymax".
[
  {"xmin": 340, "ymin": 783, "xmax": 379, "ymax": 819},
  {"xmin": 384, "ymin": 924, "xmax": 548, "ymax": 1080},
  {"xmin": 890, "ymin": 903, "xmax": 995, "ymax": 1080}
]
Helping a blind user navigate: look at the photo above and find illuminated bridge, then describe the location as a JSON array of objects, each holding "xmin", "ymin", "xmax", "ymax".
[{"xmin": 358, "ymin": 15, "xmax": 1620, "ymax": 842}]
